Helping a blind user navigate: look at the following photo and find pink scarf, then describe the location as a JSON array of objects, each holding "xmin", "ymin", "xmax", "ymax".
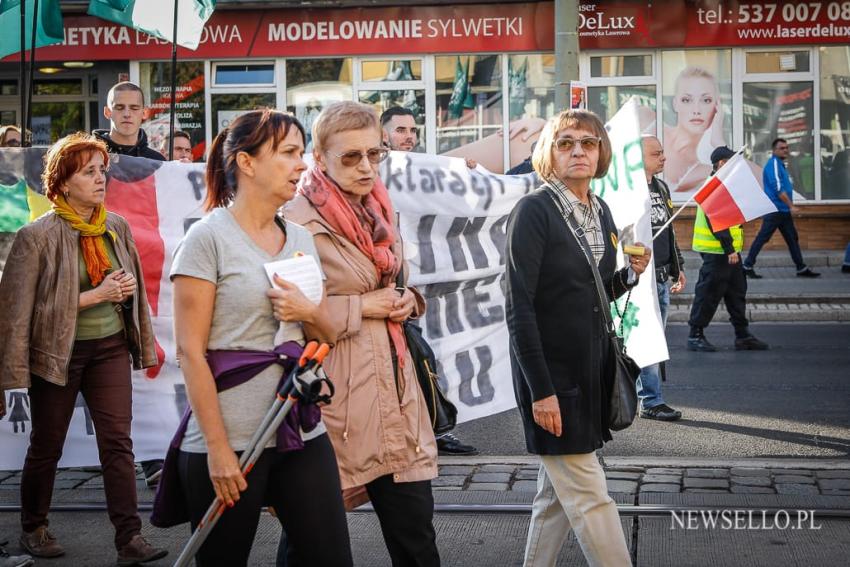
[{"xmin": 300, "ymin": 166, "xmax": 406, "ymax": 367}]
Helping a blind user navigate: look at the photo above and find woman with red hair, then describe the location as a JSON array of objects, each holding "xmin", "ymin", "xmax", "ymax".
[{"xmin": 0, "ymin": 133, "xmax": 166, "ymax": 565}]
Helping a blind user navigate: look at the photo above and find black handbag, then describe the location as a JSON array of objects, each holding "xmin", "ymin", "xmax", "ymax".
[
  {"xmin": 401, "ymin": 319, "xmax": 458, "ymax": 435},
  {"xmin": 545, "ymin": 187, "xmax": 640, "ymax": 431}
]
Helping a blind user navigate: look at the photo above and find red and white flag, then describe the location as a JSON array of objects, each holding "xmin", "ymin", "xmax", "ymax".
[{"xmin": 694, "ymin": 153, "xmax": 777, "ymax": 232}]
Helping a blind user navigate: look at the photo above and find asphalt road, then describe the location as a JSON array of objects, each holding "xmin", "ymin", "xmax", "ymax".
[{"xmin": 451, "ymin": 323, "xmax": 850, "ymax": 459}]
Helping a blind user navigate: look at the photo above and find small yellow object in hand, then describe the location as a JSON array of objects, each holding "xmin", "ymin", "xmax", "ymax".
[{"xmin": 623, "ymin": 244, "xmax": 646, "ymax": 256}]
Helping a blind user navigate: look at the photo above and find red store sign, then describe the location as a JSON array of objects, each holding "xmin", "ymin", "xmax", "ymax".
[
  {"xmin": 2, "ymin": 1, "xmax": 848, "ymax": 62},
  {"xmin": 1, "ymin": 3, "xmax": 554, "ymax": 62}
]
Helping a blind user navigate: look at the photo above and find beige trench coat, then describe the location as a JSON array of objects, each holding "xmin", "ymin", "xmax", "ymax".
[{"xmin": 286, "ymin": 195, "xmax": 438, "ymax": 491}]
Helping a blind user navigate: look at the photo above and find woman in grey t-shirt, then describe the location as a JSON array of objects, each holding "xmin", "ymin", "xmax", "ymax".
[{"xmin": 169, "ymin": 110, "xmax": 352, "ymax": 567}]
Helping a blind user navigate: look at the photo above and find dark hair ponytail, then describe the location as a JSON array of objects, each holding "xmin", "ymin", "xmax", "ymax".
[{"xmin": 203, "ymin": 108, "xmax": 307, "ymax": 211}]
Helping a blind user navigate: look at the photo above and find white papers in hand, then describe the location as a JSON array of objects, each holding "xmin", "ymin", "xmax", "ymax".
[{"xmin": 263, "ymin": 254, "xmax": 324, "ymax": 304}]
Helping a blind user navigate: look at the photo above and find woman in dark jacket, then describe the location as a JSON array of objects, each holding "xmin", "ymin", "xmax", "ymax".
[
  {"xmin": 505, "ymin": 110, "xmax": 650, "ymax": 567},
  {"xmin": 0, "ymin": 133, "xmax": 165, "ymax": 564}
]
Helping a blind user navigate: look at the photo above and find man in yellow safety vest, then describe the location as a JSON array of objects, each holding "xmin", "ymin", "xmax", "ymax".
[{"xmin": 687, "ymin": 146, "xmax": 769, "ymax": 352}]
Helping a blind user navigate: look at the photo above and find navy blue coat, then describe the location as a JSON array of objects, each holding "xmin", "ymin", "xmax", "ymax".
[{"xmin": 505, "ymin": 187, "xmax": 633, "ymax": 455}]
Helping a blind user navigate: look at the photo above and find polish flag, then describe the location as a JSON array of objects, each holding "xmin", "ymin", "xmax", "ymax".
[{"xmin": 694, "ymin": 153, "xmax": 777, "ymax": 232}]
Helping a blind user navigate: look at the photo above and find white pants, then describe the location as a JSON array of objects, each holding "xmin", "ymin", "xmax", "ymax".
[{"xmin": 523, "ymin": 452, "xmax": 631, "ymax": 567}]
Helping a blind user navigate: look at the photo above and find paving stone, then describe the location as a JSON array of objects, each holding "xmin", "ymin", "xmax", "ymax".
[
  {"xmin": 769, "ymin": 469, "xmax": 813, "ymax": 476},
  {"xmin": 775, "ymin": 484, "xmax": 820, "ymax": 495},
  {"xmin": 436, "ymin": 487, "xmax": 461, "ymax": 491},
  {"xmin": 0, "ymin": 484, "xmax": 20, "ymax": 490},
  {"xmin": 56, "ymin": 470, "xmax": 98, "ymax": 481},
  {"xmin": 731, "ymin": 485, "xmax": 775, "ymax": 494},
  {"xmin": 821, "ymin": 489, "xmax": 850, "ymax": 496},
  {"xmin": 816, "ymin": 470, "xmax": 850, "ymax": 479},
  {"xmin": 470, "ymin": 472, "xmax": 511, "ymax": 483},
  {"xmin": 54, "ymin": 479, "xmax": 84, "ymax": 490},
  {"xmin": 0, "ymin": 475, "xmax": 21, "ymax": 485},
  {"xmin": 514, "ymin": 471, "xmax": 539, "ymax": 481},
  {"xmin": 685, "ymin": 489, "xmax": 729, "ymax": 493},
  {"xmin": 773, "ymin": 475, "xmax": 815, "ymax": 484},
  {"xmin": 683, "ymin": 477, "xmax": 729, "ymax": 489},
  {"xmin": 642, "ymin": 474, "xmax": 681, "ymax": 484},
  {"xmin": 467, "ymin": 483, "xmax": 509, "ymax": 491},
  {"xmin": 686, "ymin": 468, "xmax": 729, "ymax": 479},
  {"xmin": 0, "ymin": 472, "xmax": 13, "ymax": 482},
  {"xmin": 730, "ymin": 476, "xmax": 772, "ymax": 487},
  {"xmin": 640, "ymin": 483, "xmax": 680, "ymax": 493},
  {"xmin": 645, "ymin": 468, "xmax": 682, "ymax": 476},
  {"xmin": 476, "ymin": 465, "xmax": 517, "ymax": 473},
  {"xmin": 438, "ymin": 466, "xmax": 474, "ymax": 476},
  {"xmin": 607, "ymin": 466, "xmax": 644, "ymax": 473},
  {"xmin": 818, "ymin": 479, "xmax": 850, "ymax": 490},
  {"xmin": 432, "ymin": 475, "xmax": 466, "ymax": 488},
  {"xmin": 511, "ymin": 481, "xmax": 538, "ymax": 492},
  {"xmin": 730, "ymin": 467, "xmax": 770, "ymax": 477},
  {"xmin": 605, "ymin": 472, "xmax": 641, "ymax": 481},
  {"xmin": 606, "ymin": 480, "xmax": 638, "ymax": 493},
  {"xmin": 81, "ymin": 478, "xmax": 105, "ymax": 488}
]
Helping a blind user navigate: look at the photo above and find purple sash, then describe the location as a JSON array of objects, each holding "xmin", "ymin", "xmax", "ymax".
[{"xmin": 151, "ymin": 341, "xmax": 322, "ymax": 528}]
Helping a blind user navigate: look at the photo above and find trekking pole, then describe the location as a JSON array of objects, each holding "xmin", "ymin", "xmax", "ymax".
[{"xmin": 173, "ymin": 342, "xmax": 333, "ymax": 567}]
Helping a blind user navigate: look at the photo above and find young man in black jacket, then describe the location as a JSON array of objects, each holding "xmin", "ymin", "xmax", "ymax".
[
  {"xmin": 94, "ymin": 82, "xmax": 164, "ymax": 489},
  {"xmin": 637, "ymin": 136, "xmax": 683, "ymax": 421},
  {"xmin": 93, "ymin": 81, "xmax": 164, "ymax": 162}
]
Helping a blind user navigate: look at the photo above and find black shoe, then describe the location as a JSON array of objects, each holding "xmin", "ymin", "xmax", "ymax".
[
  {"xmin": 436, "ymin": 433, "xmax": 479, "ymax": 456},
  {"xmin": 141, "ymin": 460, "xmax": 164, "ymax": 488},
  {"xmin": 742, "ymin": 266, "xmax": 763, "ymax": 279},
  {"xmin": 640, "ymin": 404, "xmax": 682, "ymax": 421},
  {"xmin": 687, "ymin": 335, "xmax": 717, "ymax": 352},
  {"xmin": 735, "ymin": 335, "xmax": 769, "ymax": 350},
  {"xmin": 842, "ymin": 265, "xmax": 850, "ymax": 274},
  {"xmin": 796, "ymin": 267, "xmax": 821, "ymax": 278}
]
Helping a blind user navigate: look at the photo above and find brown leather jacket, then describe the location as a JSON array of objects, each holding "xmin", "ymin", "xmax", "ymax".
[{"xmin": 0, "ymin": 211, "xmax": 157, "ymax": 390}]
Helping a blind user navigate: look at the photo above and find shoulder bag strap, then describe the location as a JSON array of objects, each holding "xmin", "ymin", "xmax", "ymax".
[{"xmin": 544, "ymin": 185, "xmax": 617, "ymax": 338}]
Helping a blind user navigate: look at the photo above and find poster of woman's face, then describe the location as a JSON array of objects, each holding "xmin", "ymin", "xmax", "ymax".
[{"xmin": 661, "ymin": 50, "xmax": 732, "ymax": 195}]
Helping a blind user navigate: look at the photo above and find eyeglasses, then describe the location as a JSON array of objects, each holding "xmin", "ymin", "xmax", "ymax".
[
  {"xmin": 4, "ymin": 140, "xmax": 21, "ymax": 147},
  {"xmin": 554, "ymin": 136, "xmax": 602, "ymax": 152},
  {"xmin": 329, "ymin": 148, "xmax": 389, "ymax": 167}
]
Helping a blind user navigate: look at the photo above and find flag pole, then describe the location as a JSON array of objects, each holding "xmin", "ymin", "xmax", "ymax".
[
  {"xmin": 650, "ymin": 146, "xmax": 748, "ymax": 241},
  {"xmin": 25, "ymin": 0, "xmax": 40, "ymax": 142},
  {"xmin": 19, "ymin": 1, "xmax": 26, "ymax": 143},
  {"xmin": 168, "ymin": 0, "xmax": 179, "ymax": 161}
]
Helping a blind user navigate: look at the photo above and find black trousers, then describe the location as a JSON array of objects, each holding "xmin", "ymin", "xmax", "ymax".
[
  {"xmin": 178, "ymin": 435, "xmax": 352, "ymax": 567},
  {"xmin": 279, "ymin": 474, "xmax": 440, "ymax": 567},
  {"xmin": 688, "ymin": 252, "xmax": 749, "ymax": 336}
]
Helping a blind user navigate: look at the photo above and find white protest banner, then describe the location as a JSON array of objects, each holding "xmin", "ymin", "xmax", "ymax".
[
  {"xmin": 381, "ymin": 152, "xmax": 538, "ymax": 422},
  {"xmin": 591, "ymin": 98, "xmax": 669, "ymax": 368}
]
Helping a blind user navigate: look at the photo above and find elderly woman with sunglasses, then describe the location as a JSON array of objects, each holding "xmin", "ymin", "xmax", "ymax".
[
  {"xmin": 286, "ymin": 101, "xmax": 439, "ymax": 567},
  {"xmin": 506, "ymin": 109, "xmax": 651, "ymax": 567}
]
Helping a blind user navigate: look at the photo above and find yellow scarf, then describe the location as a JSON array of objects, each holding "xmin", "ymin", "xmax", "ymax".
[{"xmin": 52, "ymin": 195, "xmax": 116, "ymax": 287}]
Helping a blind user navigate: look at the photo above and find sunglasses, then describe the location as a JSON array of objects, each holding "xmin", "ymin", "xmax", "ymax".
[
  {"xmin": 555, "ymin": 136, "xmax": 602, "ymax": 152},
  {"xmin": 4, "ymin": 140, "xmax": 21, "ymax": 147},
  {"xmin": 330, "ymin": 148, "xmax": 389, "ymax": 167}
]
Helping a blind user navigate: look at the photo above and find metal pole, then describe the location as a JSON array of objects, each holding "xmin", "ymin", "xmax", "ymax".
[
  {"xmin": 19, "ymin": 1, "xmax": 26, "ymax": 141},
  {"xmin": 25, "ymin": 0, "xmax": 39, "ymax": 141},
  {"xmin": 168, "ymin": 0, "xmax": 179, "ymax": 160},
  {"xmin": 555, "ymin": 0, "xmax": 580, "ymax": 112}
]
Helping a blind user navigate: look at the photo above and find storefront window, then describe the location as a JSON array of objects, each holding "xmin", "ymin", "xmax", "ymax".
[
  {"xmin": 746, "ymin": 51, "xmax": 810, "ymax": 74},
  {"xmin": 0, "ymin": 79, "xmax": 18, "ymax": 95},
  {"xmin": 508, "ymin": 54, "xmax": 555, "ymax": 167},
  {"xmin": 435, "ymin": 55, "xmax": 503, "ymax": 170},
  {"xmin": 33, "ymin": 78, "xmax": 83, "ymax": 96},
  {"xmin": 286, "ymin": 59, "xmax": 353, "ymax": 150},
  {"xmin": 588, "ymin": 85, "xmax": 656, "ymax": 132},
  {"xmin": 359, "ymin": 89, "xmax": 426, "ymax": 151},
  {"xmin": 211, "ymin": 93, "xmax": 277, "ymax": 137},
  {"xmin": 213, "ymin": 63, "xmax": 275, "ymax": 86},
  {"xmin": 590, "ymin": 55, "xmax": 652, "ymax": 78},
  {"xmin": 30, "ymin": 102, "xmax": 84, "ymax": 145},
  {"xmin": 743, "ymin": 81, "xmax": 815, "ymax": 200},
  {"xmin": 361, "ymin": 60, "xmax": 422, "ymax": 82},
  {"xmin": 139, "ymin": 61, "xmax": 206, "ymax": 161},
  {"xmin": 661, "ymin": 50, "xmax": 732, "ymax": 196},
  {"xmin": 820, "ymin": 46, "xmax": 850, "ymax": 200}
]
